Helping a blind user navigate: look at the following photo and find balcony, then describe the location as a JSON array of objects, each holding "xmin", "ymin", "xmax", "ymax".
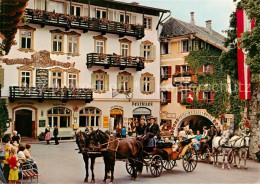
[
  {"xmin": 9, "ymin": 86, "xmax": 93, "ymax": 103},
  {"xmin": 24, "ymin": 9, "xmax": 145, "ymax": 39},
  {"xmin": 87, "ymin": 53, "xmax": 145, "ymax": 71}
]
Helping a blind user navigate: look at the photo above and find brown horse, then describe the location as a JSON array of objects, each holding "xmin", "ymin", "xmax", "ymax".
[{"xmin": 89, "ymin": 130, "xmax": 143, "ymax": 183}]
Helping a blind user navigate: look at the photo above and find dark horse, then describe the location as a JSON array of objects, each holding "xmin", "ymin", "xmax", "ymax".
[
  {"xmin": 75, "ymin": 131, "xmax": 103, "ymax": 183},
  {"xmin": 89, "ymin": 130, "xmax": 144, "ymax": 183}
]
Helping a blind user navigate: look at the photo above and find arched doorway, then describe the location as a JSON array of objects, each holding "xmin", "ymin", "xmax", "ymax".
[
  {"xmin": 110, "ymin": 108, "xmax": 123, "ymax": 130},
  {"xmin": 178, "ymin": 115, "xmax": 215, "ymax": 135},
  {"xmin": 15, "ymin": 109, "xmax": 32, "ymax": 137}
]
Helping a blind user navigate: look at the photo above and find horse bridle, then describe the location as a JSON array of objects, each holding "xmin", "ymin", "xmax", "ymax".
[{"xmin": 76, "ymin": 132, "xmax": 89, "ymax": 153}]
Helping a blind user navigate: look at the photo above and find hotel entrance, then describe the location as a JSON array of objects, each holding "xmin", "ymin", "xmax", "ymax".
[
  {"xmin": 15, "ymin": 109, "xmax": 33, "ymax": 137},
  {"xmin": 110, "ymin": 108, "xmax": 123, "ymax": 131}
]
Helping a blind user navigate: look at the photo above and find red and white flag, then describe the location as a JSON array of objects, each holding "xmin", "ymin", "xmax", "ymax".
[{"xmin": 236, "ymin": 10, "xmax": 255, "ymax": 100}]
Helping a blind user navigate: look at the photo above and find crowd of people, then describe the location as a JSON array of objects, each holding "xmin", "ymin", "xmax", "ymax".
[{"xmin": 0, "ymin": 131, "xmax": 37, "ymax": 184}]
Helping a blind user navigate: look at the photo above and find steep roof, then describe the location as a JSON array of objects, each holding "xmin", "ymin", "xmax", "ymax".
[{"xmin": 160, "ymin": 17, "xmax": 226, "ymax": 51}]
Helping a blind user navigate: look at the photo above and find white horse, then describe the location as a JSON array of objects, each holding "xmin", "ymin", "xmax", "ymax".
[
  {"xmin": 212, "ymin": 130, "xmax": 232, "ymax": 169},
  {"xmin": 230, "ymin": 133, "xmax": 250, "ymax": 169}
]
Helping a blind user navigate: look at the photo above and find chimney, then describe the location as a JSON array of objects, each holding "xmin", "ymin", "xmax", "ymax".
[
  {"xmin": 190, "ymin": 12, "xmax": 195, "ymax": 25},
  {"xmin": 206, "ymin": 20, "xmax": 212, "ymax": 34}
]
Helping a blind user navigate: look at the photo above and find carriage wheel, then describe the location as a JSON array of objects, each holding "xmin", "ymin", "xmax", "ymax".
[
  {"xmin": 162, "ymin": 160, "xmax": 176, "ymax": 170},
  {"xmin": 150, "ymin": 155, "xmax": 163, "ymax": 177},
  {"xmin": 125, "ymin": 161, "xmax": 133, "ymax": 175},
  {"xmin": 183, "ymin": 147, "xmax": 198, "ymax": 172}
]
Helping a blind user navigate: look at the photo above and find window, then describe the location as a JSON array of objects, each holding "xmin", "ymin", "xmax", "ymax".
[
  {"xmin": 71, "ymin": 5, "xmax": 81, "ymax": 16},
  {"xmin": 161, "ymin": 42, "xmax": 169, "ymax": 55},
  {"xmin": 48, "ymin": 1, "xmax": 64, "ymax": 13},
  {"xmin": 21, "ymin": 71, "xmax": 31, "ymax": 87},
  {"xmin": 203, "ymin": 65, "xmax": 213, "ymax": 73},
  {"xmin": 181, "ymin": 40, "xmax": 189, "ymax": 52},
  {"xmin": 52, "ymin": 34, "xmax": 63, "ymax": 53},
  {"xmin": 203, "ymin": 91, "xmax": 211, "ymax": 103},
  {"xmin": 141, "ymin": 41, "xmax": 155, "ymax": 61},
  {"xmin": 121, "ymin": 43, "xmax": 129, "ymax": 56},
  {"xmin": 181, "ymin": 65, "xmax": 190, "ymax": 73},
  {"xmin": 48, "ymin": 107, "xmax": 71, "ymax": 128},
  {"xmin": 117, "ymin": 72, "xmax": 133, "ymax": 93},
  {"xmin": 68, "ymin": 36, "xmax": 79, "ymax": 55},
  {"xmin": 141, "ymin": 73, "xmax": 155, "ymax": 94},
  {"xmin": 144, "ymin": 17, "xmax": 152, "ymax": 29},
  {"xmin": 161, "ymin": 91, "xmax": 171, "ymax": 104},
  {"xmin": 20, "ymin": 30, "xmax": 32, "ymax": 49},
  {"xmin": 52, "ymin": 72, "xmax": 62, "ymax": 88},
  {"xmin": 96, "ymin": 9, "xmax": 107, "ymax": 19},
  {"xmin": 96, "ymin": 40, "xmax": 104, "ymax": 54},
  {"xmin": 144, "ymin": 45, "xmax": 151, "ymax": 60},
  {"xmin": 119, "ymin": 14, "xmax": 130, "ymax": 23},
  {"xmin": 92, "ymin": 70, "xmax": 109, "ymax": 93},
  {"xmin": 79, "ymin": 107, "xmax": 101, "ymax": 127},
  {"xmin": 161, "ymin": 66, "xmax": 171, "ymax": 80},
  {"xmin": 68, "ymin": 73, "xmax": 77, "ymax": 89},
  {"xmin": 177, "ymin": 89, "xmax": 190, "ymax": 104},
  {"xmin": 95, "ymin": 74, "xmax": 104, "ymax": 91},
  {"xmin": 34, "ymin": 0, "xmax": 44, "ymax": 10}
]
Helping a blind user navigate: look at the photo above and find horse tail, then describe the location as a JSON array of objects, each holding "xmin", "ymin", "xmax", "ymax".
[{"xmin": 136, "ymin": 140, "xmax": 144, "ymax": 174}]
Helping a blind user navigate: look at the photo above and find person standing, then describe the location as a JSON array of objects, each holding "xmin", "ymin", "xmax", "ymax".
[
  {"xmin": 216, "ymin": 125, "xmax": 222, "ymax": 136},
  {"xmin": 121, "ymin": 126, "xmax": 127, "ymax": 138},
  {"xmin": 53, "ymin": 126, "xmax": 59, "ymax": 145},
  {"xmin": 3, "ymin": 144, "xmax": 11, "ymax": 182},
  {"xmin": 207, "ymin": 125, "xmax": 216, "ymax": 147},
  {"xmin": 8, "ymin": 147, "xmax": 19, "ymax": 184},
  {"xmin": 45, "ymin": 125, "xmax": 51, "ymax": 145}
]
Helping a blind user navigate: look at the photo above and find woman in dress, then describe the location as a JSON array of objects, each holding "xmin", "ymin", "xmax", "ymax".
[{"xmin": 45, "ymin": 125, "xmax": 51, "ymax": 144}]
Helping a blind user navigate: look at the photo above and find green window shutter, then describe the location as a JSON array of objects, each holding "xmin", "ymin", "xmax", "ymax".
[
  {"xmin": 105, "ymin": 74, "xmax": 109, "ymax": 91},
  {"xmin": 117, "ymin": 75, "xmax": 121, "ymax": 91},
  {"xmin": 0, "ymin": 68, "xmax": 4, "ymax": 87},
  {"xmin": 91, "ymin": 73, "xmax": 96, "ymax": 90},
  {"xmin": 129, "ymin": 76, "xmax": 134, "ymax": 92},
  {"xmin": 140, "ymin": 76, "xmax": 144, "ymax": 92},
  {"xmin": 140, "ymin": 44, "xmax": 145, "ymax": 57},
  {"xmin": 151, "ymin": 45, "xmax": 156, "ymax": 60},
  {"xmin": 150, "ymin": 76, "xmax": 155, "ymax": 93}
]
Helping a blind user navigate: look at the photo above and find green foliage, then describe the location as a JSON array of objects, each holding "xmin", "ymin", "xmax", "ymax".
[
  {"xmin": 185, "ymin": 49, "xmax": 229, "ymax": 118},
  {"xmin": 0, "ymin": 99, "xmax": 8, "ymax": 138}
]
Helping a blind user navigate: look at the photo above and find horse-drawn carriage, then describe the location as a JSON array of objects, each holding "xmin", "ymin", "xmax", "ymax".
[{"xmin": 126, "ymin": 138, "xmax": 198, "ymax": 177}]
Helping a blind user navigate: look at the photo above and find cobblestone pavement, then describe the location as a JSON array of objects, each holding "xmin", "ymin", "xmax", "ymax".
[{"xmin": 30, "ymin": 141, "xmax": 260, "ymax": 184}]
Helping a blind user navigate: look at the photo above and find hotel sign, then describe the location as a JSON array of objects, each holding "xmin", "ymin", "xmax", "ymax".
[
  {"xmin": 132, "ymin": 102, "xmax": 153, "ymax": 107},
  {"xmin": 174, "ymin": 77, "xmax": 191, "ymax": 83}
]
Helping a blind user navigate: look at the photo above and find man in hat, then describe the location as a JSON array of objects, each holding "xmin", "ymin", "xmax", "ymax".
[
  {"xmin": 146, "ymin": 117, "xmax": 160, "ymax": 139},
  {"xmin": 136, "ymin": 117, "xmax": 147, "ymax": 138},
  {"xmin": 207, "ymin": 125, "xmax": 216, "ymax": 147}
]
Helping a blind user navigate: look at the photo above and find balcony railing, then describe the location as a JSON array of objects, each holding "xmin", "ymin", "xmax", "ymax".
[
  {"xmin": 87, "ymin": 53, "xmax": 145, "ymax": 71},
  {"xmin": 25, "ymin": 9, "xmax": 145, "ymax": 39},
  {"xmin": 9, "ymin": 86, "xmax": 93, "ymax": 103}
]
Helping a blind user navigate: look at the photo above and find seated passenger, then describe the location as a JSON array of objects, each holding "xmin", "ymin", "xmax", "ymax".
[{"xmin": 17, "ymin": 144, "xmax": 27, "ymax": 163}]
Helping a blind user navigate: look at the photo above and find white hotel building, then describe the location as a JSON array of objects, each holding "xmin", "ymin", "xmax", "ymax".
[{"xmin": 0, "ymin": 0, "xmax": 169, "ymax": 139}]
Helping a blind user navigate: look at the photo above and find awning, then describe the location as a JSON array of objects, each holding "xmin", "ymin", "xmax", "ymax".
[{"xmin": 133, "ymin": 108, "xmax": 151, "ymax": 115}]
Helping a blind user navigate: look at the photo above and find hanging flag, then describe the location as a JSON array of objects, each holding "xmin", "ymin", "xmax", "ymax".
[{"xmin": 236, "ymin": 10, "xmax": 254, "ymax": 100}]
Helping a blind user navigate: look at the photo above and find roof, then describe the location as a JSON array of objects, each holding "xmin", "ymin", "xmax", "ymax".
[{"xmin": 160, "ymin": 17, "xmax": 226, "ymax": 51}]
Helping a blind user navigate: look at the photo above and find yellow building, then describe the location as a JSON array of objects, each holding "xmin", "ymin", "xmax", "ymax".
[{"xmin": 160, "ymin": 13, "xmax": 228, "ymax": 136}]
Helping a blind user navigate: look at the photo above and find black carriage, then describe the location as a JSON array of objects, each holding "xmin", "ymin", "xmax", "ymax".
[{"xmin": 126, "ymin": 138, "xmax": 198, "ymax": 177}]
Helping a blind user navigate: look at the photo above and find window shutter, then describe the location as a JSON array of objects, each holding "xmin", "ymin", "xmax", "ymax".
[
  {"xmin": 140, "ymin": 76, "xmax": 144, "ymax": 92},
  {"xmin": 150, "ymin": 76, "xmax": 155, "ymax": 93},
  {"xmin": 91, "ymin": 73, "xmax": 96, "ymax": 90},
  {"xmin": 108, "ymin": 10, "xmax": 113, "ymax": 21},
  {"xmin": 95, "ymin": 7, "xmax": 97, "ymax": 18},
  {"xmin": 66, "ymin": 2, "xmax": 70, "ymax": 14},
  {"xmin": 177, "ymin": 91, "xmax": 181, "ymax": 103},
  {"xmin": 140, "ymin": 44, "xmax": 145, "ymax": 57},
  {"xmin": 116, "ymin": 12, "xmax": 120, "ymax": 22},
  {"xmin": 177, "ymin": 41, "xmax": 181, "ymax": 53},
  {"xmin": 190, "ymin": 68, "xmax": 194, "ymax": 74},
  {"xmin": 132, "ymin": 15, "xmax": 136, "ymax": 24},
  {"xmin": 151, "ymin": 45, "xmax": 156, "ymax": 60},
  {"xmin": 168, "ymin": 66, "xmax": 172, "ymax": 78},
  {"xmin": 175, "ymin": 65, "xmax": 181, "ymax": 73},
  {"xmin": 83, "ymin": 7, "xmax": 89, "ymax": 16},
  {"xmin": 167, "ymin": 91, "xmax": 171, "ymax": 103},
  {"xmin": 168, "ymin": 42, "xmax": 171, "ymax": 54},
  {"xmin": 129, "ymin": 76, "xmax": 134, "ymax": 92},
  {"xmin": 199, "ymin": 91, "xmax": 203, "ymax": 103},
  {"xmin": 210, "ymin": 65, "xmax": 214, "ymax": 74},
  {"xmin": 0, "ymin": 68, "xmax": 4, "ymax": 87},
  {"xmin": 210, "ymin": 90, "xmax": 215, "ymax": 103},
  {"xmin": 198, "ymin": 67, "xmax": 203, "ymax": 74},
  {"xmin": 105, "ymin": 74, "xmax": 109, "ymax": 91},
  {"xmin": 117, "ymin": 75, "xmax": 121, "ymax": 91}
]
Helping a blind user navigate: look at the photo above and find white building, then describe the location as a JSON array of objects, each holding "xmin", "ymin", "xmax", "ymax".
[{"xmin": 0, "ymin": 0, "xmax": 169, "ymax": 139}]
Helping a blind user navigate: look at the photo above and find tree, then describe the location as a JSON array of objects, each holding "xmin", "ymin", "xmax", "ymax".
[{"xmin": 0, "ymin": 99, "xmax": 8, "ymax": 138}]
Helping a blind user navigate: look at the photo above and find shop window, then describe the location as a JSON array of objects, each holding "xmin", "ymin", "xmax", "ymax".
[
  {"xmin": 144, "ymin": 17, "xmax": 152, "ymax": 30},
  {"xmin": 48, "ymin": 107, "xmax": 71, "ymax": 128},
  {"xmin": 117, "ymin": 71, "xmax": 133, "ymax": 93},
  {"xmin": 79, "ymin": 107, "xmax": 101, "ymax": 127},
  {"xmin": 92, "ymin": 70, "xmax": 109, "ymax": 93},
  {"xmin": 141, "ymin": 73, "xmax": 155, "ymax": 95}
]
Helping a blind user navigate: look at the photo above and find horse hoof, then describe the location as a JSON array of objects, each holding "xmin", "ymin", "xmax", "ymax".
[
  {"xmin": 91, "ymin": 180, "xmax": 95, "ymax": 183},
  {"xmin": 84, "ymin": 179, "xmax": 88, "ymax": 183},
  {"xmin": 233, "ymin": 164, "xmax": 237, "ymax": 168}
]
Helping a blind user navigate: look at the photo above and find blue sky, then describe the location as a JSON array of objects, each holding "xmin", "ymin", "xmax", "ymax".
[{"xmin": 121, "ymin": 0, "xmax": 236, "ymax": 36}]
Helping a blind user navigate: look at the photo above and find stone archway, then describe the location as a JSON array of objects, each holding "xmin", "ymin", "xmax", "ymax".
[{"xmin": 172, "ymin": 110, "xmax": 220, "ymax": 136}]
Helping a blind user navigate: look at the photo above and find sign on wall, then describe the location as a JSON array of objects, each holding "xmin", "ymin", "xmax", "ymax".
[
  {"xmin": 39, "ymin": 120, "xmax": 46, "ymax": 127},
  {"xmin": 103, "ymin": 116, "xmax": 109, "ymax": 128},
  {"xmin": 36, "ymin": 69, "xmax": 49, "ymax": 88}
]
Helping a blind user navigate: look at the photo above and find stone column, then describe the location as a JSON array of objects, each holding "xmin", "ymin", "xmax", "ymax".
[{"xmin": 249, "ymin": 82, "xmax": 260, "ymax": 159}]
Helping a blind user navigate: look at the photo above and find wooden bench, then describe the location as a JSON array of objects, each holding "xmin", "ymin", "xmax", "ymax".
[
  {"xmin": 51, "ymin": 131, "xmax": 74, "ymax": 139},
  {"xmin": 19, "ymin": 162, "xmax": 39, "ymax": 183}
]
